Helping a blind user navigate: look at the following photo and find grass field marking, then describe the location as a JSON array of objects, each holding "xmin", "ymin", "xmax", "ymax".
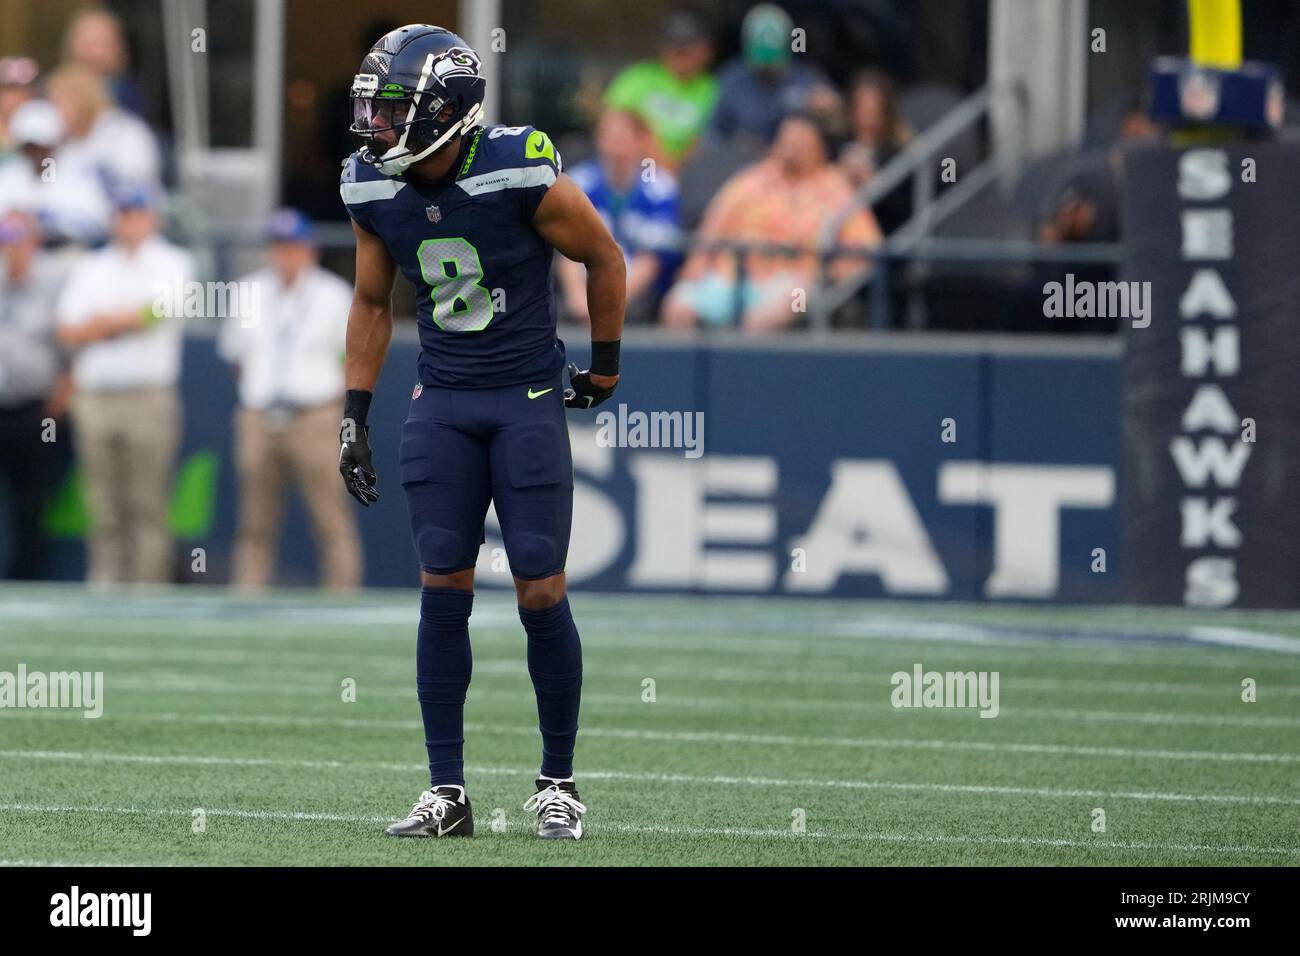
[
  {"xmin": 22, "ymin": 692, "xmax": 1300, "ymax": 733},
  {"xmin": 10, "ymin": 593, "xmax": 1300, "ymax": 667},
  {"xmin": 608, "ymin": 824, "xmax": 1300, "ymax": 857},
  {"xmin": 9, "ymin": 641, "xmax": 1300, "ymax": 697},
  {"xmin": 1009, "ymin": 705, "xmax": 1300, "ymax": 729},
  {"xmin": 36, "ymin": 709, "xmax": 1296, "ymax": 764},
  {"xmin": 537, "ymin": 723, "xmax": 1300, "ymax": 763},
  {"xmin": 12, "ymin": 708, "xmax": 1300, "ymax": 762},
  {"xmin": 0, "ymin": 748, "xmax": 417, "ymax": 772},
  {"xmin": 3, "ymin": 748, "xmax": 1298, "ymax": 806},
  {"xmin": 53, "ymin": 675, "xmax": 1300, "ymax": 728},
  {"xmin": 0, "ymin": 858, "xmax": 145, "ymax": 867},
  {"xmin": 1188, "ymin": 626, "xmax": 1300, "ymax": 654},
  {"xmin": 0, "ymin": 802, "xmax": 393, "ymax": 824},
  {"xmin": 10, "ymin": 618, "xmax": 1300, "ymax": 671},
  {"xmin": 466, "ymin": 722, "xmax": 1300, "ymax": 763},
  {"xmin": 576, "ymin": 771, "xmax": 1300, "ymax": 805},
  {"xmin": 3, "ymin": 803, "xmax": 1298, "ymax": 859},
  {"xmin": 6, "ymin": 584, "xmax": 1300, "ymax": 633}
]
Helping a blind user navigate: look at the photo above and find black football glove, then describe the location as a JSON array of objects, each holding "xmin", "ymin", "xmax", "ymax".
[
  {"xmin": 339, "ymin": 423, "xmax": 379, "ymax": 507},
  {"xmin": 563, "ymin": 362, "xmax": 617, "ymax": 410}
]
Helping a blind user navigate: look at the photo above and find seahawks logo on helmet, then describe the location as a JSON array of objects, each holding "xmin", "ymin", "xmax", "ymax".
[{"xmin": 431, "ymin": 47, "xmax": 482, "ymax": 85}]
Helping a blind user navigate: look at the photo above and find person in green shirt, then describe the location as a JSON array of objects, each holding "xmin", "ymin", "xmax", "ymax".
[{"xmin": 604, "ymin": 12, "xmax": 717, "ymax": 168}]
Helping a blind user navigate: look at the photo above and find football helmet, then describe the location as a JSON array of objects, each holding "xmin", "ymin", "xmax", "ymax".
[{"xmin": 350, "ymin": 24, "xmax": 485, "ymax": 176}]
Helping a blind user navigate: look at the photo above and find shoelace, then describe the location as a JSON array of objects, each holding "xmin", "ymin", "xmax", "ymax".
[
  {"xmin": 523, "ymin": 785, "xmax": 587, "ymax": 825},
  {"xmin": 407, "ymin": 789, "xmax": 455, "ymax": 823}
]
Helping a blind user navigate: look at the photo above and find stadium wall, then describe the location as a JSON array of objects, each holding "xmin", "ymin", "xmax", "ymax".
[{"xmin": 39, "ymin": 333, "xmax": 1124, "ymax": 602}]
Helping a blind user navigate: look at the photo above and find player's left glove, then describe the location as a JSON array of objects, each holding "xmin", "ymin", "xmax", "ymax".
[{"xmin": 563, "ymin": 363, "xmax": 616, "ymax": 409}]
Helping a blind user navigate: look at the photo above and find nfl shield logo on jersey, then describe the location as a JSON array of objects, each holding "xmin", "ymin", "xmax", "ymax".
[
  {"xmin": 426, "ymin": 204, "xmax": 441, "ymax": 223},
  {"xmin": 412, "ymin": 383, "xmax": 423, "ymax": 399}
]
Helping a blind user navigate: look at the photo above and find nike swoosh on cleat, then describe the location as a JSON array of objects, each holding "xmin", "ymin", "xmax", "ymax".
[
  {"xmin": 527, "ymin": 387, "xmax": 554, "ymax": 399},
  {"xmin": 436, "ymin": 817, "xmax": 465, "ymax": 836}
]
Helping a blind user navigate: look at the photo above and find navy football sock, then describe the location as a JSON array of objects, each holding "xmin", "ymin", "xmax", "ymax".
[
  {"xmin": 519, "ymin": 596, "xmax": 583, "ymax": 780},
  {"xmin": 417, "ymin": 587, "xmax": 474, "ymax": 788}
]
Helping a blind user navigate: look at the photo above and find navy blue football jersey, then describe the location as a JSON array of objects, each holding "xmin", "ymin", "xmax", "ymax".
[{"xmin": 341, "ymin": 124, "xmax": 566, "ymax": 388}]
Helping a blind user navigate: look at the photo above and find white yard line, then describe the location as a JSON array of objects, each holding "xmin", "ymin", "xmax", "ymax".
[
  {"xmin": 8, "ymin": 612, "xmax": 1300, "ymax": 663},
  {"xmin": 6, "ymin": 642, "xmax": 1300, "ymax": 695},
  {"xmin": 0, "ymin": 858, "xmax": 145, "ymax": 867},
  {"xmin": 42, "ymin": 675, "xmax": 1300, "ymax": 728},
  {"xmin": 22, "ymin": 710, "xmax": 1297, "ymax": 763},
  {"xmin": 4, "ymin": 745, "xmax": 1300, "ymax": 794},
  {"xmin": 1188, "ymin": 626, "xmax": 1300, "ymax": 654},
  {"xmin": 0, "ymin": 802, "xmax": 1294, "ymax": 858}
]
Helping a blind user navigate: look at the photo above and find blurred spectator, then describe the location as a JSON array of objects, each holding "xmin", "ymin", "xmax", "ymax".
[
  {"xmin": 48, "ymin": 64, "xmax": 161, "ymax": 189},
  {"xmin": 218, "ymin": 209, "xmax": 361, "ymax": 591},
  {"xmin": 839, "ymin": 69, "xmax": 914, "ymax": 234},
  {"xmin": 560, "ymin": 111, "xmax": 683, "ymax": 325},
  {"xmin": 709, "ymin": 3, "xmax": 833, "ymax": 147},
  {"xmin": 1037, "ymin": 104, "xmax": 1158, "ymax": 246},
  {"xmin": 56, "ymin": 185, "xmax": 192, "ymax": 585},
  {"xmin": 0, "ymin": 212, "xmax": 71, "ymax": 579},
  {"xmin": 604, "ymin": 11, "xmax": 718, "ymax": 168},
  {"xmin": 663, "ymin": 111, "xmax": 880, "ymax": 331},
  {"xmin": 0, "ymin": 99, "xmax": 113, "ymax": 245},
  {"xmin": 62, "ymin": 8, "xmax": 146, "ymax": 116},
  {"xmin": 0, "ymin": 57, "xmax": 40, "ymax": 155},
  {"xmin": 1029, "ymin": 105, "xmax": 1159, "ymax": 334}
]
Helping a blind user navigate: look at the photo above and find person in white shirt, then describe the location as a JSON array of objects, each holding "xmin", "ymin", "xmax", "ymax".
[
  {"xmin": 0, "ymin": 99, "xmax": 113, "ymax": 245},
  {"xmin": 56, "ymin": 184, "xmax": 192, "ymax": 585},
  {"xmin": 47, "ymin": 63, "xmax": 161, "ymax": 190},
  {"xmin": 218, "ymin": 208, "xmax": 361, "ymax": 590}
]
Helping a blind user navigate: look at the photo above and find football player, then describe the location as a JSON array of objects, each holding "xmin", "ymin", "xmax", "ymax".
[{"xmin": 337, "ymin": 25, "xmax": 625, "ymax": 841}]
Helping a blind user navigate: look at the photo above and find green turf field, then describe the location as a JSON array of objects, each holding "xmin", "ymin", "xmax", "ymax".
[{"xmin": 1, "ymin": 583, "xmax": 1298, "ymax": 866}]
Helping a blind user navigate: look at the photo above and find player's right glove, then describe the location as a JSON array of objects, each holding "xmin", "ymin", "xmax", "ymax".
[{"xmin": 339, "ymin": 390, "xmax": 379, "ymax": 507}]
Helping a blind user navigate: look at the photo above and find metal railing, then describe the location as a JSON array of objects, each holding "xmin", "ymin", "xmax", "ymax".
[
  {"xmin": 810, "ymin": 81, "xmax": 1030, "ymax": 329},
  {"xmin": 171, "ymin": 221, "xmax": 1122, "ymax": 333}
]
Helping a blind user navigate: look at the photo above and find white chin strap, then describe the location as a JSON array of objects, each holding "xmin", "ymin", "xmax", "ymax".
[{"xmin": 375, "ymin": 101, "xmax": 482, "ymax": 176}]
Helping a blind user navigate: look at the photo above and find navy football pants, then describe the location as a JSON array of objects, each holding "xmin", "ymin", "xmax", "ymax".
[{"xmin": 399, "ymin": 375, "xmax": 573, "ymax": 580}]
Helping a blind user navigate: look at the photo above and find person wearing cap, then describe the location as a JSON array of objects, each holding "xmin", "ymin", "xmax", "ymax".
[
  {"xmin": 218, "ymin": 209, "xmax": 361, "ymax": 591},
  {"xmin": 0, "ymin": 99, "xmax": 114, "ymax": 245},
  {"xmin": 0, "ymin": 56, "xmax": 40, "ymax": 155},
  {"xmin": 709, "ymin": 3, "xmax": 834, "ymax": 146},
  {"xmin": 0, "ymin": 211, "xmax": 72, "ymax": 579},
  {"xmin": 55, "ymin": 184, "xmax": 193, "ymax": 585},
  {"xmin": 604, "ymin": 10, "xmax": 718, "ymax": 167}
]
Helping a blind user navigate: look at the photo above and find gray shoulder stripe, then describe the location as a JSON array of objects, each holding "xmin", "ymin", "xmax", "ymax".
[
  {"xmin": 456, "ymin": 166, "xmax": 557, "ymax": 197},
  {"xmin": 340, "ymin": 180, "xmax": 407, "ymax": 204}
]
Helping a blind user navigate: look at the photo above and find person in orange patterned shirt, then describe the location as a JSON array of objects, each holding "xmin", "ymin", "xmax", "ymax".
[{"xmin": 662, "ymin": 110, "xmax": 880, "ymax": 331}]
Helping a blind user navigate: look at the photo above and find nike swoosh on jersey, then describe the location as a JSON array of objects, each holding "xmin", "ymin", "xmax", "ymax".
[{"xmin": 527, "ymin": 387, "xmax": 554, "ymax": 399}]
